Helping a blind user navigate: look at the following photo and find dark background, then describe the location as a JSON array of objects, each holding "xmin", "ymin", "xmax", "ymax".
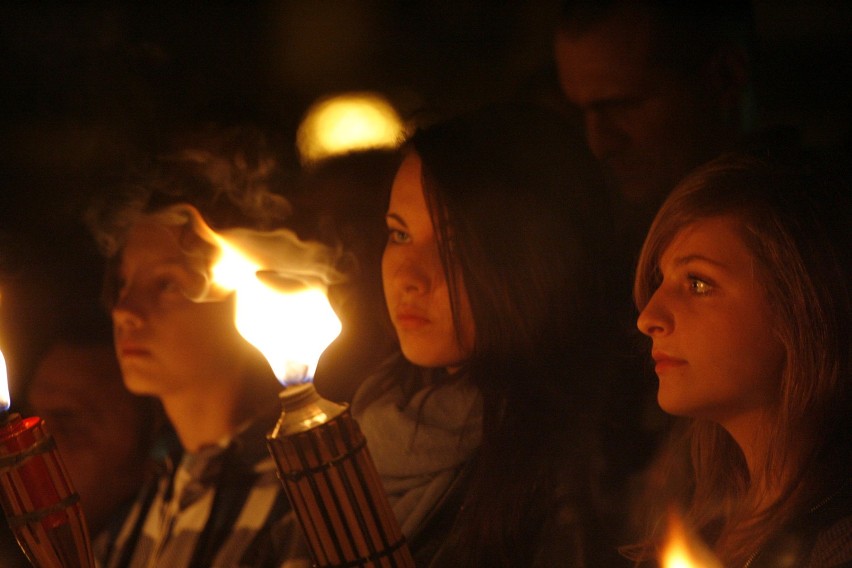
[
  {"xmin": 0, "ymin": 0, "xmax": 851, "ymax": 385},
  {"xmin": 2, "ymin": 1, "xmax": 851, "ymax": 226}
]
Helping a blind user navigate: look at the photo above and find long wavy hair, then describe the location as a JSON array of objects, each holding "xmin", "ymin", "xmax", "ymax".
[
  {"xmin": 632, "ymin": 152, "xmax": 852, "ymax": 566},
  {"xmin": 403, "ymin": 103, "xmax": 613, "ymax": 565}
]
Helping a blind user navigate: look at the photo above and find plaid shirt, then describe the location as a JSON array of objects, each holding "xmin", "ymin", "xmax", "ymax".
[{"xmin": 97, "ymin": 407, "xmax": 309, "ymax": 568}]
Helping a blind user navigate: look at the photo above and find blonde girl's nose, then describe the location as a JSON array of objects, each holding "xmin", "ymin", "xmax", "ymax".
[{"xmin": 637, "ymin": 289, "xmax": 671, "ymax": 337}]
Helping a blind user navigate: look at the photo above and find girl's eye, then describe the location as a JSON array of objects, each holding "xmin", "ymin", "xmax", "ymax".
[
  {"xmin": 388, "ymin": 228, "xmax": 411, "ymax": 244},
  {"xmin": 688, "ymin": 276, "xmax": 712, "ymax": 296}
]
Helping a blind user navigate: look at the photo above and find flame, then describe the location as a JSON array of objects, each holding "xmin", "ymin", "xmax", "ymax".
[
  {"xmin": 661, "ymin": 509, "xmax": 722, "ymax": 568},
  {"xmin": 0, "ymin": 347, "xmax": 9, "ymax": 411},
  {"xmin": 211, "ymin": 237, "xmax": 342, "ymax": 384},
  {"xmin": 157, "ymin": 204, "xmax": 342, "ymax": 386}
]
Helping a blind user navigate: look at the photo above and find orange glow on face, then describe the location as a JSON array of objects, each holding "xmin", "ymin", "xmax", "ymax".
[{"xmin": 661, "ymin": 509, "xmax": 722, "ymax": 568}]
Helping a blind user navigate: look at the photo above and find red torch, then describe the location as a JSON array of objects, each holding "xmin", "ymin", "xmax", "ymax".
[
  {"xmin": 181, "ymin": 205, "xmax": 414, "ymax": 567},
  {"xmin": 0, "ymin": 346, "xmax": 95, "ymax": 568}
]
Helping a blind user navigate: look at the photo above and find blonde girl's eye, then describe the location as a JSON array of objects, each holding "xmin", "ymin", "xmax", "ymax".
[{"xmin": 687, "ymin": 275, "xmax": 713, "ymax": 296}]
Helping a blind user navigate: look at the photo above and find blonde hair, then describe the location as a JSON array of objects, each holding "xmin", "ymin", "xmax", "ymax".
[{"xmin": 632, "ymin": 152, "xmax": 851, "ymax": 565}]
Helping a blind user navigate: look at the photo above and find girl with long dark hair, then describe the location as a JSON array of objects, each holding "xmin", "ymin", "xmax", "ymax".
[{"xmin": 352, "ymin": 104, "xmax": 617, "ymax": 566}]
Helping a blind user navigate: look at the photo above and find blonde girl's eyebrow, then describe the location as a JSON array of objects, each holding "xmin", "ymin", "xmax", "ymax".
[{"xmin": 672, "ymin": 254, "xmax": 729, "ymax": 270}]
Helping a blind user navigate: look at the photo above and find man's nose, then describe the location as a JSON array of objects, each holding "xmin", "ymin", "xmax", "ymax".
[{"xmin": 584, "ymin": 110, "xmax": 628, "ymax": 161}]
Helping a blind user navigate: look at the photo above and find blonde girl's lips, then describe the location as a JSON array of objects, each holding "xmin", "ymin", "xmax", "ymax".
[{"xmin": 652, "ymin": 351, "xmax": 687, "ymax": 373}]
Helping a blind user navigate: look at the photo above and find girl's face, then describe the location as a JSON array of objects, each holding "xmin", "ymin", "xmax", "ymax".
[
  {"xmin": 111, "ymin": 221, "xmax": 247, "ymax": 398},
  {"xmin": 637, "ymin": 215, "xmax": 785, "ymax": 437},
  {"xmin": 382, "ymin": 153, "xmax": 475, "ymax": 371}
]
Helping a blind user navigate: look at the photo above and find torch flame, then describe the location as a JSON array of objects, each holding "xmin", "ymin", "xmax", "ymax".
[
  {"xmin": 661, "ymin": 509, "xmax": 722, "ymax": 568},
  {"xmin": 157, "ymin": 204, "xmax": 343, "ymax": 386},
  {"xmin": 211, "ymin": 238, "xmax": 341, "ymax": 384},
  {"xmin": 0, "ymin": 347, "xmax": 8, "ymax": 411}
]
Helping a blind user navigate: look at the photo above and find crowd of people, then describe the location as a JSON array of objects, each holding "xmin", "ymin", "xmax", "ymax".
[{"xmin": 1, "ymin": 1, "xmax": 849, "ymax": 567}]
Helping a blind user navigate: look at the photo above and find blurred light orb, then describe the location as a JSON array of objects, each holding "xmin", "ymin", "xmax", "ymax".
[{"xmin": 297, "ymin": 92, "xmax": 403, "ymax": 164}]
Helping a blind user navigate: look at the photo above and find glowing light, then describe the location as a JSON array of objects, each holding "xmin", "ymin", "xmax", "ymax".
[
  {"xmin": 661, "ymin": 509, "xmax": 722, "ymax": 568},
  {"xmin": 210, "ymin": 233, "xmax": 341, "ymax": 386},
  {"xmin": 0, "ymin": 347, "xmax": 9, "ymax": 411},
  {"xmin": 297, "ymin": 92, "xmax": 403, "ymax": 164}
]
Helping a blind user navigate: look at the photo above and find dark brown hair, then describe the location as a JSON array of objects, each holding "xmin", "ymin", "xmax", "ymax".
[{"xmin": 405, "ymin": 102, "xmax": 613, "ymax": 565}]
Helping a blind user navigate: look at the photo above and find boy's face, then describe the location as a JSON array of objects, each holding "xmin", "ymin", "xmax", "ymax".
[{"xmin": 111, "ymin": 221, "xmax": 246, "ymax": 398}]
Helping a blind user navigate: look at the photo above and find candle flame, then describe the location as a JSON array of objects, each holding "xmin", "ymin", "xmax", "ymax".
[
  {"xmin": 0, "ymin": 347, "xmax": 9, "ymax": 411},
  {"xmin": 153, "ymin": 203, "xmax": 342, "ymax": 386},
  {"xmin": 661, "ymin": 509, "xmax": 722, "ymax": 568}
]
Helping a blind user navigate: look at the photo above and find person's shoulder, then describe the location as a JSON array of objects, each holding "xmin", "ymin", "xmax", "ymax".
[
  {"xmin": 754, "ymin": 480, "xmax": 852, "ymax": 568},
  {"xmin": 805, "ymin": 481, "xmax": 852, "ymax": 567},
  {"xmin": 351, "ymin": 352, "xmax": 410, "ymax": 413},
  {"xmin": 808, "ymin": 514, "xmax": 852, "ymax": 568}
]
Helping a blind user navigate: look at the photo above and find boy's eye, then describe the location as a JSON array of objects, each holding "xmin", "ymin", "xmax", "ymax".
[{"xmin": 156, "ymin": 275, "xmax": 182, "ymax": 295}]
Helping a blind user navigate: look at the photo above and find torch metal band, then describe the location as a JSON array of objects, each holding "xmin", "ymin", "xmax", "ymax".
[
  {"xmin": 5, "ymin": 493, "xmax": 81, "ymax": 528},
  {"xmin": 0, "ymin": 434, "xmax": 56, "ymax": 472},
  {"xmin": 315, "ymin": 537, "xmax": 410, "ymax": 568},
  {"xmin": 279, "ymin": 437, "xmax": 367, "ymax": 482}
]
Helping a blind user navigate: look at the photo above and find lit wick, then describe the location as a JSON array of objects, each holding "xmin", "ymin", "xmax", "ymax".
[{"xmin": 0, "ymin": 346, "xmax": 95, "ymax": 568}]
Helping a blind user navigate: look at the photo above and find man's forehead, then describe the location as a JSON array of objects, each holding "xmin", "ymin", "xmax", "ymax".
[
  {"xmin": 555, "ymin": 21, "xmax": 663, "ymax": 97},
  {"xmin": 555, "ymin": 7, "xmax": 663, "ymax": 104}
]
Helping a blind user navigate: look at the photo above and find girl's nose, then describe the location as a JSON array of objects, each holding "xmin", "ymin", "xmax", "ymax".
[
  {"xmin": 385, "ymin": 241, "xmax": 440, "ymax": 298},
  {"xmin": 637, "ymin": 289, "xmax": 672, "ymax": 337},
  {"xmin": 396, "ymin": 256, "xmax": 431, "ymax": 295}
]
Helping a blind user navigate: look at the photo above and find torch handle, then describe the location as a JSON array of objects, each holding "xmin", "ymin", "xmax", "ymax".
[
  {"xmin": 268, "ymin": 407, "xmax": 414, "ymax": 568},
  {"xmin": 0, "ymin": 414, "xmax": 95, "ymax": 568}
]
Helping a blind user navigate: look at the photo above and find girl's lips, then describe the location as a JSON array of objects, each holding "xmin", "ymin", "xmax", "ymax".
[
  {"xmin": 654, "ymin": 359, "xmax": 687, "ymax": 373},
  {"xmin": 652, "ymin": 351, "xmax": 687, "ymax": 373},
  {"xmin": 395, "ymin": 311, "xmax": 430, "ymax": 330}
]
